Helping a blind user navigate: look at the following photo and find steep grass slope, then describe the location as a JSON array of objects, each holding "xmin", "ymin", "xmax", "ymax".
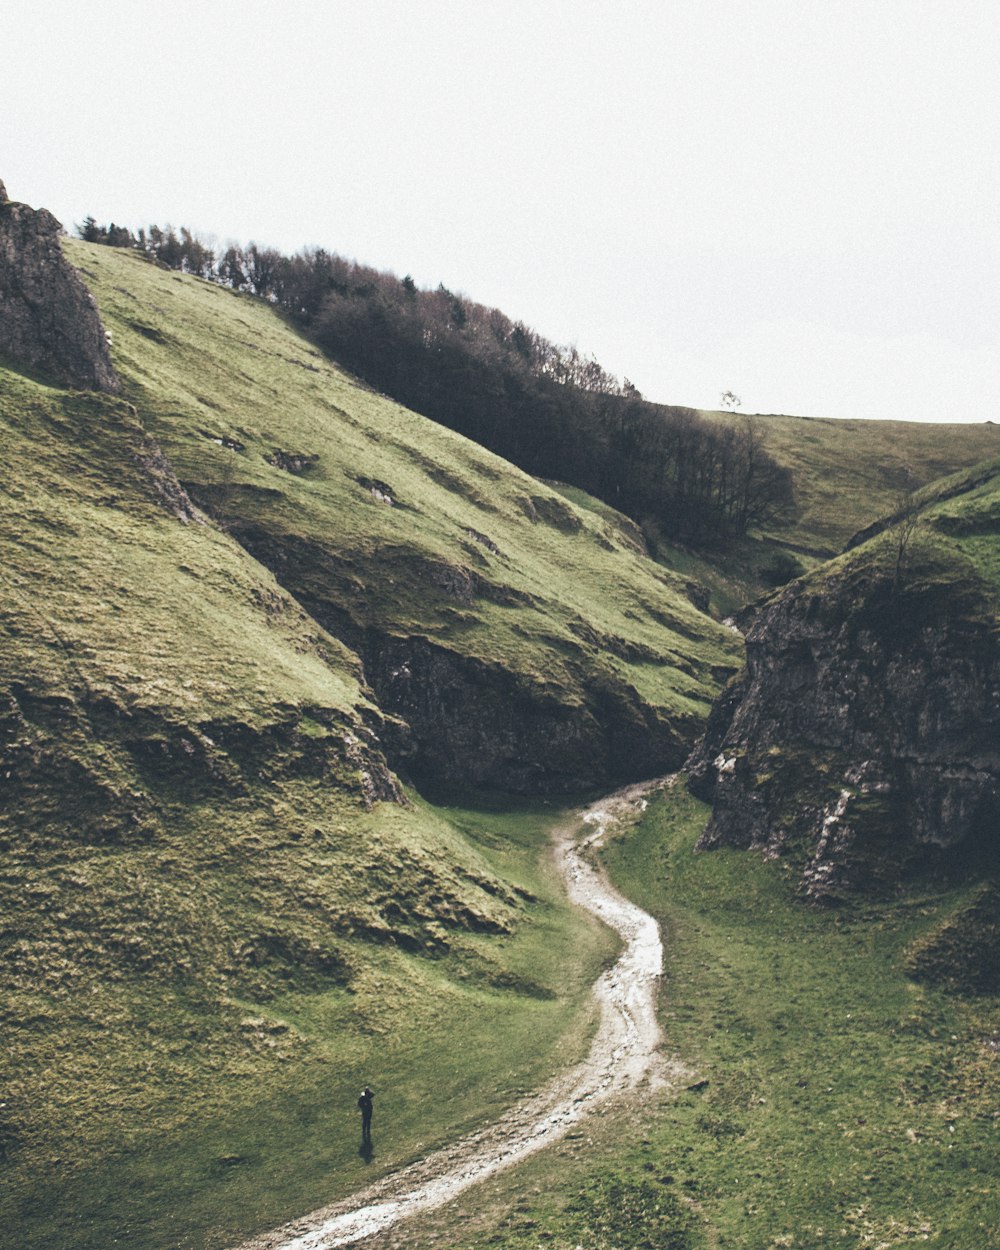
[
  {"xmin": 0, "ymin": 240, "xmax": 739, "ymax": 1249},
  {"xmin": 0, "ymin": 364, "xmax": 619, "ymax": 1249},
  {"xmin": 70, "ymin": 240, "xmax": 741, "ymax": 791}
]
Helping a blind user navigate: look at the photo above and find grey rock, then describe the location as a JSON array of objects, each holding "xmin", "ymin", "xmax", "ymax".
[
  {"xmin": 687, "ymin": 564, "xmax": 1000, "ymax": 901},
  {"xmin": 0, "ymin": 180, "xmax": 120, "ymax": 391},
  {"xmin": 214, "ymin": 524, "xmax": 694, "ymax": 794}
]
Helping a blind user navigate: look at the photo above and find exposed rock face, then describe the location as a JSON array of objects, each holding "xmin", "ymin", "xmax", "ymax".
[
  {"xmin": 0, "ymin": 180, "xmax": 119, "ymax": 391},
  {"xmin": 219, "ymin": 524, "xmax": 697, "ymax": 794},
  {"xmin": 687, "ymin": 563, "xmax": 1000, "ymax": 901},
  {"xmin": 360, "ymin": 633, "xmax": 690, "ymax": 792}
]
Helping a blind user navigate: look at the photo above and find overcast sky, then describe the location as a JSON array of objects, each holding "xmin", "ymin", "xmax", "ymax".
[{"xmin": 5, "ymin": 0, "xmax": 999, "ymax": 421}]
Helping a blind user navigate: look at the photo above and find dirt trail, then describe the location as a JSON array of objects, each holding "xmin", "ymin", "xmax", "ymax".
[{"xmin": 237, "ymin": 778, "xmax": 670, "ymax": 1250}]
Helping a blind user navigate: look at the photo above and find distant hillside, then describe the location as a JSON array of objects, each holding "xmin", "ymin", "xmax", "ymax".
[
  {"xmin": 700, "ymin": 407, "xmax": 1000, "ymax": 556},
  {"xmin": 638, "ymin": 408, "xmax": 1000, "ymax": 617}
]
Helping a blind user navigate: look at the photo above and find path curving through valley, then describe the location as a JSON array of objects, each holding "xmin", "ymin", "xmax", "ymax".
[{"xmin": 237, "ymin": 778, "xmax": 669, "ymax": 1250}]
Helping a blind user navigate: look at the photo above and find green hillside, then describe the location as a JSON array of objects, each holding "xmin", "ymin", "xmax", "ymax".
[
  {"xmin": 804, "ymin": 448, "xmax": 1000, "ymax": 634},
  {"xmin": 70, "ymin": 240, "xmax": 740, "ymax": 789},
  {"xmin": 0, "ymin": 241, "xmax": 739, "ymax": 1250},
  {"xmin": 703, "ymin": 408, "xmax": 1000, "ymax": 556}
]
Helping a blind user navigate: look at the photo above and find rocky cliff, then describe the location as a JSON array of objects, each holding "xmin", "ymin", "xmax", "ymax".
[
  {"xmin": 688, "ymin": 483, "xmax": 1000, "ymax": 902},
  {"xmin": 0, "ymin": 181, "xmax": 119, "ymax": 391}
]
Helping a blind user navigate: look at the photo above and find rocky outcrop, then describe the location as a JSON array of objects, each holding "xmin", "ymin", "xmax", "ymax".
[
  {"xmin": 687, "ymin": 560, "xmax": 1000, "ymax": 901},
  {"xmin": 359, "ymin": 632, "xmax": 692, "ymax": 792},
  {"xmin": 0, "ymin": 180, "xmax": 119, "ymax": 391},
  {"xmin": 214, "ymin": 523, "xmax": 699, "ymax": 794}
]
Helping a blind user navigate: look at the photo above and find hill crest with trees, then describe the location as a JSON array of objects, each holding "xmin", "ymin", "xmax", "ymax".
[{"xmin": 76, "ymin": 215, "xmax": 795, "ymax": 547}]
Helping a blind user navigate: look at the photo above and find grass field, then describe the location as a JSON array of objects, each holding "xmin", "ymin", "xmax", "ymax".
[{"xmin": 0, "ymin": 789, "xmax": 617, "ymax": 1250}]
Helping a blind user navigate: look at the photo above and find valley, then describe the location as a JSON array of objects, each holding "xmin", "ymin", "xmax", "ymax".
[
  {"xmin": 238, "ymin": 780, "xmax": 667, "ymax": 1250},
  {"xmin": 1, "ymin": 184, "xmax": 997, "ymax": 1249}
]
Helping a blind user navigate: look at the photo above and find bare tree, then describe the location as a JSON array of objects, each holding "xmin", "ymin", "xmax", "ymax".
[{"xmin": 890, "ymin": 467, "xmax": 922, "ymax": 588}]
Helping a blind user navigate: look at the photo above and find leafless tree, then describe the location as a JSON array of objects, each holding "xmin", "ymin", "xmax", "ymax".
[{"xmin": 890, "ymin": 467, "xmax": 922, "ymax": 588}]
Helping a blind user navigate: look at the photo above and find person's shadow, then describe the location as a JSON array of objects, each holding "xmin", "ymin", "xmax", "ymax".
[{"xmin": 359, "ymin": 1137, "xmax": 374, "ymax": 1164}]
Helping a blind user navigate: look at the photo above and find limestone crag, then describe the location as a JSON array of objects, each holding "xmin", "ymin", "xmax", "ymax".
[
  {"xmin": 0, "ymin": 180, "xmax": 119, "ymax": 391},
  {"xmin": 360, "ymin": 632, "xmax": 692, "ymax": 792},
  {"xmin": 218, "ymin": 523, "xmax": 698, "ymax": 794},
  {"xmin": 687, "ymin": 562, "xmax": 1000, "ymax": 901}
]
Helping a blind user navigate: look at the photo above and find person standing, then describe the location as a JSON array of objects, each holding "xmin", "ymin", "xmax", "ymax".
[{"xmin": 358, "ymin": 1086, "xmax": 374, "ymax": 1140}]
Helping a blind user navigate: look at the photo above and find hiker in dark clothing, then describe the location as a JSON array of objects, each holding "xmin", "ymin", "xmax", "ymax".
[{"xmin": 358, "ymin": 1086, "xmax": 374, "ymax": 1140}]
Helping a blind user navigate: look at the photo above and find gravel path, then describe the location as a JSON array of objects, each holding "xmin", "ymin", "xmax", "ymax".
[{"xmin": 236, "ymin": 778, "xmax": 669, "ymax": 1250}]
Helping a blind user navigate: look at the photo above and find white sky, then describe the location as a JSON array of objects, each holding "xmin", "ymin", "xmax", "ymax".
[{"xmin": 4, "ymin": 0, "xmax": 999, "ymax": 421}]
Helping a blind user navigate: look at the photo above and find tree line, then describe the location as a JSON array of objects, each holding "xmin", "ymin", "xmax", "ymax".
[{"xmin": 76, "ymin": 217, "xmax": 794, "ymax": 545}]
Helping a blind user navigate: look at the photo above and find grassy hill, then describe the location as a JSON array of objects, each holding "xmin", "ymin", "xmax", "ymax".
[
  {"xmin": 639, "ymin": 407, "xmax": 1000, "ymax": 615},
  {"xmin": 71, "ymin": 241, "xmax": 740, "ymax": 790},
  {"xmin": 0, "ymin": 241, "xmax": 740, "ymax": 1250},
  {"xmin": 737, "ymin": 410, "xmax": 1000, "ymax": 555}
]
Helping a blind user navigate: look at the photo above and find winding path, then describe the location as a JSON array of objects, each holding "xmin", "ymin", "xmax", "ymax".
[{"xmin": 237, "ymin": 778, "xmax": 668, "ymax": 1250}]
